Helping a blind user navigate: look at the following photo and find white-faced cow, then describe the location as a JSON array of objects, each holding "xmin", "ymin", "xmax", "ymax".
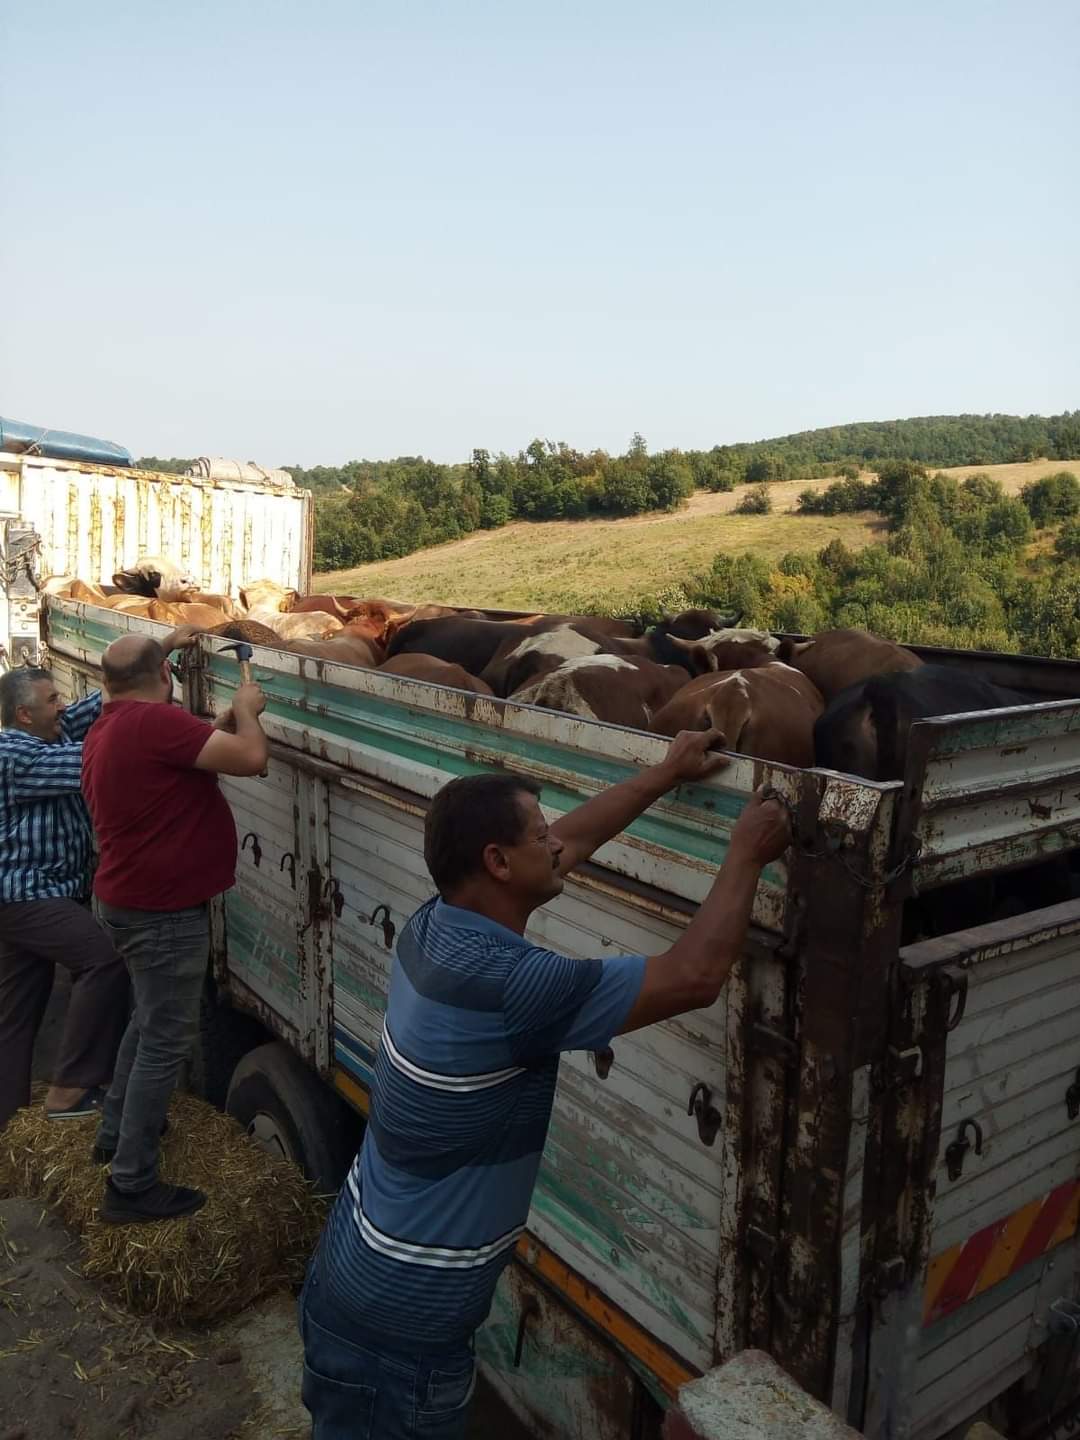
[{"xmin": 511, "ymin": 655, "xmax": 686, "ymax": 728}]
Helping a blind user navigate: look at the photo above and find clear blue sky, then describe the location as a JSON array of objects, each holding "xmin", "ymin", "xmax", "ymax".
[{"xmin": 1, "ymin": 1, "xmax": 1076, "ymax": 467}]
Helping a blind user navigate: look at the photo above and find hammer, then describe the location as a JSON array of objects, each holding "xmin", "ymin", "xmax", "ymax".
[{"xmin": 219, "ymin": 642, "xmax": 268, "ymax": 777}]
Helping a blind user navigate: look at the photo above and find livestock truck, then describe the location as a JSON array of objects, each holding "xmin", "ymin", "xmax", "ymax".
[{"xmin": 8, "ymin": 437, "xmax": 1080, "ymax": 1440}]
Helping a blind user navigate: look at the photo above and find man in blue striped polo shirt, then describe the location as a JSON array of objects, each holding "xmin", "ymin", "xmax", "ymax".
[{"xmin": 300, "ymin": 730, "xmax": 790, "ymax": 1439}]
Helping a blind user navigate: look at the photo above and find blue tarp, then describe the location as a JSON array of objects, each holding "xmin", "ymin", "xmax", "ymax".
[{"xmin": 0, "ymin": 416, "xmax": 132, "ymax": 467}]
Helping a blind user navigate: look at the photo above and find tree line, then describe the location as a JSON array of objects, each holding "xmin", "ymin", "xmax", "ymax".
[
  {"xmin": 135, "ymin": 410, "xmax": 1080, "ymax": 575},
  {"xmin": 674, "ymin": 461, "xmax": 1080, "ymax": 659}
]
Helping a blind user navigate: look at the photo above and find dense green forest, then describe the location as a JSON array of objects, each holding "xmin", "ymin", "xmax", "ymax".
[
  {"xmin": 674, "ymin": 462, "xmax": 1080, "ymax": 658},
  {"xmin": 136, "ymin": 410, "xmax": 1080, "ymax": 574}
]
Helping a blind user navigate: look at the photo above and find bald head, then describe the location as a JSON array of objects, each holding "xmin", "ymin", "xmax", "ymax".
[{"xmin": 101, "ymin": 635, "xmax": 169, "ymax": 698}]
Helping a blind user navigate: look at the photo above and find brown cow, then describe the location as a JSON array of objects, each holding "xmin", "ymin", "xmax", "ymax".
[
  {"xmin": 778, "ymin": 628, "xmax": 921, "ymax": 702},
  {"xmin": 147, "ymin": 600, "xmax": 233, "ymax": 629},
  {"xmin": 102, "ymin": 595, "xmax": 157, "ymax": 615},
  {"xmin": 480, "ymin": 610, "xmax": 720, "ymax": 697},
  {"xmin": 290, "ymin": 594, "xmax": 362, "ymax": 621},
  {"xmin": 286, "ymin": 634, "xmax": 382, "ymax": 668},
  {"xmin": 482, "ymin": 627, "xmax": 607, "ymax": 697},
  {"xmin": 651, "ymin": 662, "xmax": 824, "ymax": 767},
  {"xmin": 208, "ymin": 619, "xmax": 284, "ymax": 647},
  {"xmin": 68, "ymin": 579, "xmax": 115, "ymax": 605},
  {"xmin": 240, "ymin": 579, "xmax": 299, "ymax": 614},
  {"xmin": 247, "ymin": 610, "xmax": 343, "ymax": 642},
  {"xmin": 511, "ymin": 655, "xmax": 686, "ymax": 729},
  {"xmin": 378, "ymin": 654, "xmax": 494, "ymax": 696}
]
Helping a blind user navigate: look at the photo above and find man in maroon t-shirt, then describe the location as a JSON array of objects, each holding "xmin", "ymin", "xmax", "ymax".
[{"xmin": 82, "ymin": 632, "xmax": 269, "ymax": 1224}]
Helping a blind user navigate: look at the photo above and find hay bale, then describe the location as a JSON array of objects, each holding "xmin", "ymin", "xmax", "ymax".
[{"xmin": 0, "ymin": 1092, "xmax": 327, "ymax": 1323}]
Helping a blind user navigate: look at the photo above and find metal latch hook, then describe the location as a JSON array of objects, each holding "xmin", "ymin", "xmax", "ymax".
[
  {"xmin": 945, "ymin": 1118, "xmax": 983, "ymax": 1181},
  {"xmin": 687, "ymin": 1082, "xmax": 722, "ymax": 1146},
  {"xmin": 368, "ymin": 903, "xmax": 396, "ymax": 949}
]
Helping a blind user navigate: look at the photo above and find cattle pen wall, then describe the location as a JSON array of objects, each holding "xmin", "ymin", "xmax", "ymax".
[{"xmin": 42, "ymin": 595, "xmax": 1080, "ymax": 1440}]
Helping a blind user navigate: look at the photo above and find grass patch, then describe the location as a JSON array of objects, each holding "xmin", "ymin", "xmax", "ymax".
[{"xmin": 315, "ymin": 458, "xmax": 1062, "ymax": 613}]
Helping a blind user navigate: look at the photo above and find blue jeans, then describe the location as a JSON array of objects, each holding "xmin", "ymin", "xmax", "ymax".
[
  {"xmin": 93, "ymin": 901, "xmax": 209, "ymax": 1193},
  {"xmin": 299, "ymin": 1244, "xmax": 476, "ymax": 1440}
]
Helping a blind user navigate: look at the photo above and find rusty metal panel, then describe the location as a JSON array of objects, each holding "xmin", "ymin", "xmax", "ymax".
[
  {"xmin": 477, "ymin": 1262, "xmax": 650, "ymax": 1440},
  {"xmin": 13, "ymin": 455, "xmax": 310, "ymax": 592},
  {"xmin": 900, "ymin": 701, "xmax": 1080, "ymax": 893}
]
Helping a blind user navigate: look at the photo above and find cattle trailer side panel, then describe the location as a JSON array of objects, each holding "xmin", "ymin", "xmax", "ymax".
[
  {"xmin": 899, "ymin": 902, "xmax": 1080, "ymax": 1440},
  {"xmin": 901, "ymin": 702, "xmax": 1080, "ymax": 893},
  {"xmin": 5, "ymin": 453, "xmax": 312, "ymax": 595},
  {"xmin": 191, "ymin": 634, "xmax": 812, "ymax": 1387}
]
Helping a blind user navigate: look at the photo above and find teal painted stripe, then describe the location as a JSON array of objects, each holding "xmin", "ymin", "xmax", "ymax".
[
  {"xmin": 530, "ymin": 1168, "xmax": 703, "ymax": 1344},
  {"xmin": 333, "ymin": 964, "xmax": 388, "ymax": 1017},
  {"xmin": 920, "ymin": 702, "xmax": 1080, "ymax": 757},
  {"xmin": 334, "ymin": 1038, "xmax": 374, "ymax": 1086},
  {"xmin": 204, "ymin": 655, "xmax": 783, "ymax": 887},
  {"xmin": 51, "ymin": 606, "xmax": 781, "ymax": 882},
  {"xmin": 225, "ymin": 894, "xmax": 302, "ymax": 1007},
  {"xmin": 544, "ymin": 1113, "xmax": 710, "ymax": 1231}
]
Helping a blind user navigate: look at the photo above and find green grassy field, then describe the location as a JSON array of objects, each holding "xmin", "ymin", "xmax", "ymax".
[{"xmin": 315, "ymin": 458, "xmax": 1067, "ymax": 613}]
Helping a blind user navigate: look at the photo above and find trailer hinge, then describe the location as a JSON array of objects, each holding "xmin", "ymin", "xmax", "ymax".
[
  {"xmin": 748, "ymin": 1023, "xmax": 799, "ymax": 1067},
  {"xmin": 745, "ymin": 1225, "xmax": 778, "ymax": 1270},
  {"xmin": 873, "ymin": 1044, "xmax": 923, "ymax": 1091}
]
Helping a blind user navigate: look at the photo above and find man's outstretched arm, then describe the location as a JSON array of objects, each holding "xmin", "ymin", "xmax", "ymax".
[
  {"xmin": 549, "ymin": 729, "xmax": 730, "ymax": 876},
  {"xmin": 618, "ymin": 790, "xmax": 789, "ymax": 1032}
]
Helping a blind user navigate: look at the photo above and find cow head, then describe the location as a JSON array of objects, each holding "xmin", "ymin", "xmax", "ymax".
[{"xmin": 662, "ymin": 628, "xmax": 780, "ymax": 676}]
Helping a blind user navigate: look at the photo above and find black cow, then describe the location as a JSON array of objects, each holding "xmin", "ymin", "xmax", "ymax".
[
  {"xmin": 814, "ymin": 665, "xmax": 1034, "ymax": 781},
  {"xmin": 386, "ymin": 618, "xmax": 539, "ymax": 674},
  {"xmin": 815, "ymin": 665, "xmax": 1076, "ymax": 940}
]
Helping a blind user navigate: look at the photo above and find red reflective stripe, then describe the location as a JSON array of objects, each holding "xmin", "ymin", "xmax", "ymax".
[
  {"xmin": 930, "ymin": 1219, "xmax": 1003, "ymax": 1322},
  {"xmin": 1012, "ymin": 1180, "xmax": 1079, "ymax": 1274}
]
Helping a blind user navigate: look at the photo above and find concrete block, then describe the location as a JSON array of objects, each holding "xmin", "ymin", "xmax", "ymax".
[{"xmin": 663, "ymin": 1350, "xmax": 864, "ymax": 1440}]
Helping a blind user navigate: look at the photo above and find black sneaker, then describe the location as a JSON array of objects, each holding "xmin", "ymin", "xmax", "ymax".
[
  {"xmin": 91, "ymin": 1119, "xmax": 170, "ymax": 1166},
  {"xmin": 46, "ymin": 1086, "xmax": 106, "ymax": 1120},
  {"xmin": 100, "ymin": 1179, "xmax": 206, "ymax": 1225}
]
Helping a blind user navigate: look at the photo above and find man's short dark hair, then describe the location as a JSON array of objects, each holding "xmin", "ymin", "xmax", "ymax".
[
  {"xmin": 424, "ymin": 773, "xmax": 542, "ymax": 894},
  {"xmin": 0, "ymin": 667, "xmax": 52, "ymax": 727},
  {"xmin": 101, "ymin": 638, "xmax": 166, "ymax": 694}
]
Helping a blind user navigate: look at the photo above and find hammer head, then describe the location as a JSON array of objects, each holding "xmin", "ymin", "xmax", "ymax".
[{"xmin": 219, "ymin": 641, "xmax": 254, "ymax": 664}]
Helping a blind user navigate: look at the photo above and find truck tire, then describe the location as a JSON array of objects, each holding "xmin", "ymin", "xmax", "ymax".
[
  {"xmin": 226, "ymin": 1042, "xmax": 362, "ymax": 1193},
  {"xmin": 185, "ymin": 981, "xmax": 266, "ymax": 1109}
]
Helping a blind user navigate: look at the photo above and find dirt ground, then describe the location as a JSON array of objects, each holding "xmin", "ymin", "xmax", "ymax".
[{"xmin": 1, "ymin": 977, "xmax": 529, "ymax": 1439}]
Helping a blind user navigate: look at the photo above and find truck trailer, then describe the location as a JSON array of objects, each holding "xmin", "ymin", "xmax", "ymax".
[{"xmin": 9, "ymin": 448, "xmax": 1080, "ymax": 1440}]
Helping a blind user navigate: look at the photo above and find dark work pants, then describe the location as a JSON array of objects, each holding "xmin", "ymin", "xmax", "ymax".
[
  {"xmin": 94, "ymin": 901, "xmax": 209, "ymax": 1193},
  {"xmin": 0, "ymin": 898, "xmax": 130, "ymax": 1129}
]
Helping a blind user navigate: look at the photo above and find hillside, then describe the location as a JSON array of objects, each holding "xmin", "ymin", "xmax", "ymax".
[{"xmin": 315, "ymin": 458, "xmax": 1066, "ymax": 613}]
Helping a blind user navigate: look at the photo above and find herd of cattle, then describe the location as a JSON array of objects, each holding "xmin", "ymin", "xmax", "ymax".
[{"xmin": 47, "ymin": 556, "xmax": 1046, "ymax": 785}]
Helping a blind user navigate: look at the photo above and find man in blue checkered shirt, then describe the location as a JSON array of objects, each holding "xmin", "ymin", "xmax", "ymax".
[{"xmin": 0, "ymin": 628, "xmax": 196, "ymax": 1129}]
